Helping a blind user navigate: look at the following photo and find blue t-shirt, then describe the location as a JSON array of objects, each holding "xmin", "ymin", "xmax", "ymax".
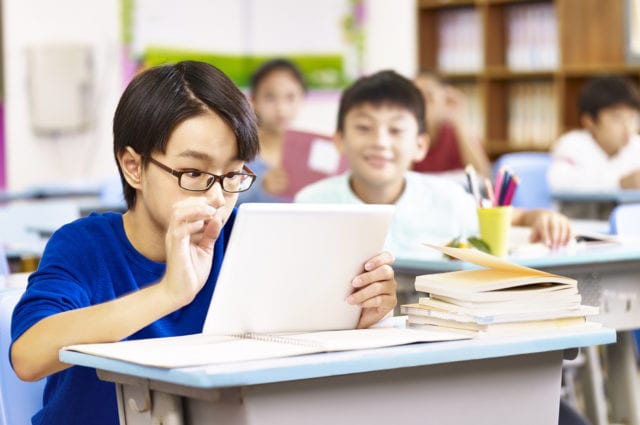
[{"xmin": 11, "ymin": 210, "xmax": 235, "ymax": 425}]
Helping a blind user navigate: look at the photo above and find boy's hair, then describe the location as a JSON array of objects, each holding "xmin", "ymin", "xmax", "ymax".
[
  {"xmin": 249, "ymin": 58, "xmax": 307, "ymax": 96},
  {"xmin": 579, "ymin": 75, "xmax": 640, "ymax": 119},
  {"xmin": 336, "ymin": 70, "xmax": 426, "ymax": 134},
  {"xmin": 113, "ymin": 61, "xmax": 259, "ymax": 209}
]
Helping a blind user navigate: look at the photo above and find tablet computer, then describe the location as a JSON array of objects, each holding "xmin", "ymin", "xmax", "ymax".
[{"xmin": 202, "ymin": 203, "xmax": 394, "ymax": 335}]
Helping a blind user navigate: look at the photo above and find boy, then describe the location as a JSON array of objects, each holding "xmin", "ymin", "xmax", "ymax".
[
  {"xmin": 295, "ymin": 70, "xmax": 572, "ymax": 255},
  {"xmin": 295, "ymin": 70, "xmax": 585, "ymax": 425},
  {"xmin": 412, "ymin": 70, "xmax": 490, "ymax": 177},
  {"xmin": 10, "ymin": 61, "xmax": 397, "ymax": 425},
  {"xmin": 549, "ymin": 75, "xmax": 640, "ymax": 192}
]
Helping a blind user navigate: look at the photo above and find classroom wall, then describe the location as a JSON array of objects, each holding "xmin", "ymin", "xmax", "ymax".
[
  {"xmin": 2, "ymin": 0, "xmax": 416, "ymax": 191},
  {"xmin": 3, "ymin": 0, "xmax": 123, "ymax": 191},
  {"xmin": 294, "ymin": 0, "xmax": 417, "ymax": 136}
]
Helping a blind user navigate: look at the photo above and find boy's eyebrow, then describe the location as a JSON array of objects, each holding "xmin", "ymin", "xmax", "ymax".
[
  {"xmin": 176, "ymin": 150, "xmax": 213, "ymax": 161},
  {"xmin": 176, "ymin": 149, "xmax": 244, "ymax": 170},
  {"xmin": 350, "ymin": 110, "xmax": 375, "ymax": 119}
]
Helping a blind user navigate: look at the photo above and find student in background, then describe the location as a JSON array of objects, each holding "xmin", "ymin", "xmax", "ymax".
[
  {"xmin": 548, "ymin": 75, "xmax": 640, "ymax": 192},
  {"xmin": 412, "ymin": 70, "xmax": 491, "ymax": 177},
  {"xmin": 295, "ymin": 70, "xmax": 572, "ymax": 255},
  {"xmin": 10, "ymin": 61, "xmax": 397, "ymax": 425},
  {"xmin": 238, "ymin": 58, "xmax": 307, "ymax": 203},
  {"xmin": 295, "ymin": 69, "xmax": 585, "ymax": 425}
]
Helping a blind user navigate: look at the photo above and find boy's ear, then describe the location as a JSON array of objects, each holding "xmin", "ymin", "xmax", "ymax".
[
  {"xmin": 333, "ymin": 131, "xmax": 345, "ymax": 153},
  {"xmin": 118, "ymin": 146, "xmax": 143, "ymax": 189},
  {"xmin": 581, "ymin": 112, "xmax": 596, "ymax": 130},
  {"xmin": 412, "ymin": 134, "xmax": 430, "ymax": 162}
]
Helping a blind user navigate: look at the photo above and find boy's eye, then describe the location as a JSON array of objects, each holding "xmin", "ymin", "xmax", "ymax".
[
  {"xmin": 355, "ymin": 124, "xmax": 371, "ymax": 132},
  {"xmin": 184, "ymin": 170, "xmax": 203, "ymax": 178},
  {"xmin": 390, "ymin": 128, "xmax": 405, "ymax": 135}
]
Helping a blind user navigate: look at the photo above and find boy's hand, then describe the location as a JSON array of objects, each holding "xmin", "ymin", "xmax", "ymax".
[
  {"xmin": 163, "ymin": 197, "xmax": 223, "ymax": 307},
  {"xmin": 348, "ymin": 251, "xmax": 397, "ymax": 329},
  {"xmin": 528, "ymin": 210, "xmax": 572, "ymax": 249},
  {"xmin": 620, "ymin": 170, "xmax": 640, "ymax": 189}
]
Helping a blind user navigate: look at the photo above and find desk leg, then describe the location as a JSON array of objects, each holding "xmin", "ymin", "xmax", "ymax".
[
  {"xmin": 114, "ymin": 379, "xmax": 185, "ymax": 425},
  {"xmin": 581, "ymin": 345, "xmax": 609, "ymax": 425},
  {"xmin": 607, "ymin": 331, "xmax": 640, "ymax": 425}
]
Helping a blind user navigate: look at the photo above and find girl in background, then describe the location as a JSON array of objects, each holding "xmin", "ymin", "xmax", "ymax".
[{"xmin": 239, "ymin": 58, "xmax": 307, "ymax": 203}]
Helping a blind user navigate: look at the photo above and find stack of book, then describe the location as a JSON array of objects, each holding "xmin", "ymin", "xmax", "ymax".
[{"xmin": 402, "ymin": 244, "xmax": 599, "ymax": 337}]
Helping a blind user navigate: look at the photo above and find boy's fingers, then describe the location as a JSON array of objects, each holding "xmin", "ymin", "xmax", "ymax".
[
  {"xmin": 364, "ymin": 251, "xmax": 395, "ymax": 271},
  {"xmin": 352, "ymin": 264, "xmax": 394, "ymax": 288},
  {"xmin": 348, "ymin": 279, "xmax": 397, "ymax": 305}
]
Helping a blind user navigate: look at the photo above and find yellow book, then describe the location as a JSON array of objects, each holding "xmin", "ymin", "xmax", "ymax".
[
  {"xmin": 406, "ymin": 316, "xmax": 596, "ymax": 337},
  {"xmin": 414, "ymin": 244, "xmax": 577, "ymax": 302}
]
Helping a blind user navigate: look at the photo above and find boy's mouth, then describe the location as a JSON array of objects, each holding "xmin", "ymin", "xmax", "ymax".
[{"xmin": 364, "ymin": 154, "xmax": 392, "ymax": 168}]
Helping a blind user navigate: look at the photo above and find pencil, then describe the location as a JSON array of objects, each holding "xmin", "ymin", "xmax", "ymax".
[{"xmin": 484, "ymin": 177, "xmax": 495, "ymax": 206}]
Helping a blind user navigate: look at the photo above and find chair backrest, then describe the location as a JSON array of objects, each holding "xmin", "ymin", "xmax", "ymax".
[
  {"xmin": 0, "ymin": 246, "xmax": 8, "ymax": 276},
  {"xmin": 609, "ymin": 203, "xmax": 640, "ymax": 236},
  {"xmin": 0, "ymin": 289, "xmax": 45, "ymax": 425},
  {"xmin": 493, "ymin": 152, "xmax": 553, "ymax": 209}
]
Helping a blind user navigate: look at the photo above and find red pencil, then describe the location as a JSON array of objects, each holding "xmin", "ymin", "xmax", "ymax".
[
  {"xmin": 502, "ymin": 175, "xmax": 520, "ymax": 206},
  {"xmin": 493, "ymin": 167, "xmax": 506, "ymax": 206}
]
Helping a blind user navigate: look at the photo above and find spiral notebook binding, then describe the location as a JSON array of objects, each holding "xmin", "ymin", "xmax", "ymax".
[{"xmin": 233, "ymin": 332, "xmax": 323, "ymax": 348}]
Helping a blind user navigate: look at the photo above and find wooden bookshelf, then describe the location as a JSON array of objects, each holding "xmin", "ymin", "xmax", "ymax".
[{"xmin": 417, "ymin": 0, "xmax": 640, "ymax": 158}]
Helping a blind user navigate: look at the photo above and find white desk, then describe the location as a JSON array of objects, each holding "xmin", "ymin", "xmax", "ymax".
[
  {"xmin": 552, "ymin": 190, "xmax": 640, "ymax": 220},
  {"xmin": 395, "ymin": 242, "xmax": 640, "ymax": 425},
  {"xmin": 552, "ymin": 190, "xmax": 640, "ymax": 204},
  {"xmin": 60, "ymin": 328, "xmax": 614, "ymax": 425}
]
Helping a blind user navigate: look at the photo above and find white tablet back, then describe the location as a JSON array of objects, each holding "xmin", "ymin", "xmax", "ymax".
[{"xmin": 202, "ymin": 203, "xmax": 394, "ymax": 335}]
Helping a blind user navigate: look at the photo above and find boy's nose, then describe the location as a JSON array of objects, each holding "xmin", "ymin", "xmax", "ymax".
[
  {"xmin": 206, "ymin": 182, "xmax": 226, "ymax": 208},
  {"xmin": 373, "ymin": 128, "xmax": 392, "ymax": 147}
]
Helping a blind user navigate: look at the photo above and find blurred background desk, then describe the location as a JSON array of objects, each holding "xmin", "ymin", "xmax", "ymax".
[
  {"xmin": 395, "ymin": 241, "xmax": 640, "ymax": 425},
  {"xmin": 0, "ymin": 179, "xmax": 126, "ymax": 273},
  {"xmin": 553, "ymin": 190, "xmax": 640, "ymax": 220},
  {"xmin": 60, "ymin": 327, "xmax": 614, "ymax": 425}
]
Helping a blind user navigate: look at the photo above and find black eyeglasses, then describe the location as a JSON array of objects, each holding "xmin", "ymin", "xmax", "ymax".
[{"xmin": 148, "ymin": 157, "xmax": 256, "ymax": 193}]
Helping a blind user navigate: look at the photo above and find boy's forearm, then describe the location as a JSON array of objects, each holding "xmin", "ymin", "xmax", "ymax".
[
  {"xmin": 11, "ymin": 281, "xmax": 180, "ymax": 381},
  {"xmin": 451, "ymin": 122, "xmax": 490, "ymax": 176}
]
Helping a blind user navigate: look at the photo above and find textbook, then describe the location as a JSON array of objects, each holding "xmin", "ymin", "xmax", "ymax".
[
  {"xmin": 401, "ymin": 302, "xmax": 598, "ymax": 325},
  {"xmin": 406, "ymin": 316, "xmax": 597, "ymax": 337},
  {"xmin": 280, "ymin": 129, "xmax": 349, "ymax": 200},
  {"xmin": 403, "ymin": 244, "xmax": 600, "ymax": 336},
  {"xmin": 414, "ymin": 243, "xmax": 577, "ymax": 302}
]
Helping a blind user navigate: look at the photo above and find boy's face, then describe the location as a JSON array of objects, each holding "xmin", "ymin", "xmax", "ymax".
[
  {"xmin": 583, "ymin": 104, "xmax": 640, "ymax": 157},
  {"xmin": 251, "ymin": 70, "xmax": 305, "ymax": 134},
  {"xmin": 134, "ymin": 110, "xmax": 243, "ymax": 241},
  {"xmin": 336, "ymin": 102, "xmax": 427, "ymax": 191}
]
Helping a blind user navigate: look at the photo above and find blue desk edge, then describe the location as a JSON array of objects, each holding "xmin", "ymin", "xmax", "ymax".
[{"xmin": 60, "ymin": 327, "xmax": 615, "ymax": 389}]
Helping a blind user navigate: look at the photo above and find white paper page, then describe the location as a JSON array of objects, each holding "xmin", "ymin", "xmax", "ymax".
[
  {"xmin": 307, "ymin": 138, "xmax": 341, "ymax": 174},
  {"xmin": 63, "ymin": 334, "xmax": 319, "ymax": 369}
]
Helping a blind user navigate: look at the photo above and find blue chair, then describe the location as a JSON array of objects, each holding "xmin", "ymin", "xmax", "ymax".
[
  {"xmin": 608, "ymin": 203, "xmax": 640, "ymax": 358},
  {"xmin": 0, "ymin": 246, "xmax": 8, "ymax": 276},
  {"xmin": 493, "ymin": 152, "xmax": 553, "ymax": 209},
  {"xmin": 609, "ymin": 203, "xmax": 640, "ymax": 236},
  {"xmin": 0, "ymin": 289, "xmax": 46, "ymax": 425}
]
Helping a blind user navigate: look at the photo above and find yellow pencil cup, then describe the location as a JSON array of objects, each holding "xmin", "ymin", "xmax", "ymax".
[{"xmin": 477, "ymin": 206, "xmax": 513, "ymax": 257}]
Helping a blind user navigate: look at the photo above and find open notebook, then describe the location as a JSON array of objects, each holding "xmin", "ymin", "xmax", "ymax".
[{"xmin": 62, "ymin": 204, "xmax": 470, "ymax": 368}]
